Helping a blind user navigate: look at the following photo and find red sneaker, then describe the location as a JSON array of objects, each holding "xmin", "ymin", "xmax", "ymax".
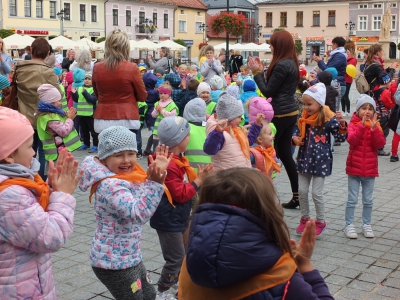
[
  {"xmin": 315, "ymin": 220, "xmax": 327, "ymax": 236},
  {"xmin": 296, "ymin": 217, "xmax": 309, "ymax": 234}
]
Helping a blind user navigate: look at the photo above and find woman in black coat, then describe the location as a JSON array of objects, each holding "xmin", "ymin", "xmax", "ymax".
[
  {"xmin": 230, "ymin": 50, "xmax": 243, "ymax": 76},
  {"xmin": 248, "ymin": 30, "xmax": 300, "ymax": 208}
]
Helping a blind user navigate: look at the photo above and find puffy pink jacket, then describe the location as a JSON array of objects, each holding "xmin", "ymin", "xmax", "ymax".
[
  {"xmin": 346, "ymin": 113, "xmax": 386, "ymax": 177},
  {"xmin": 0, "ymin": 175, "xmax": 76, "ymax": 299}
]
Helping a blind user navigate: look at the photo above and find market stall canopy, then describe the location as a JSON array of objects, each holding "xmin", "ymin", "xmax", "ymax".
[
  {"xmin": 257, "ymin": 43, "xmax": 271, "ymax": 52},
  {"xmin": 3, "ymin": 34, "xmax": 35, "ymax": 49},
  {"xmin": 233, "ymin": 43, "xmax": 261, "ymax": 52},
  {"xmin": 158, "ymin": 40, "xmax": 186, "ymax": 51},
  {"xmin": 129, "ymin": 40, "xmax": 138, "ymax": 50},
  {"xmin": 135, "ymin": 39, "xmax": 159, "ymax": 51},
  {"xmin": 75, "ymin": 38, "xmax": 96, "ymax": 50},
  {"xmin": 48, "ymin": 35, "xmax": 81, "ymax": 50},
  {"xmin": 92, "ymin": 41, "xmax": 105, "ymax": 51},
  {"xmin": 213, "ymin": 42, "xmax": 235, "ymax": 50}
]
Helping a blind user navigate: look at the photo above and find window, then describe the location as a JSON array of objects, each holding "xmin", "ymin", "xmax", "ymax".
[
  {"xmin": 391, "ymin": 15, "xmax": 396, "ymax": 30},
  {"xmin": 328, "ymin": 10, "xmax": 335, "ymax": 26},
  {"xmin": 50, "ymin": 1, "xmax": 56, "ymax": 18},
  {"xmin": 36, "ymin": 0, "xmax": 42, "ymax": 17},
  {"xmin": 9, "ymin": 0, "xmax": 17, "ymax": 16},
  {"xmin": 313, "ymin": 11, "xmax": 320, "ymax": 26},
  {"xmin": 359, "ymin": 4, "xmax": 367, "ymax": 9},
  {"xmin": 373, "ymin": 15, "xmax": 381, "ymax": 30},
  {"xmin": 91, "ymin": 5, "xmax": 97, "ymax": 22},
  {"xmin": 24, "ymin": 0, "xmax": 31, "ymax": 17},
  {"xmin": 195, "ymin": 21, "xmax": 202, "ymax": 33},
  {"xmin": 178, "ymin": 20, "xmax": 186, "ymax": 32},
  {"xmin": 373, "ymin": 3, "xmax": 382, "ymax": 8},
  {"xmin": 113, "ymin": 9, "xmax": 118, "ymax": 25},
  {"xmin": 153, "ymin": 12, "xmax": 157, "ymax": 26},
  {"xmin": 359, "ymin": 16, "xmax": 367, "ymax": 30},
  {"xmin": 64, "ymin": 3, "xmax": 70, "ymax": 20},
  {"xmin": 126, "ymin": 10, "xmax": 131, "ymax": 26},
  {"xmin": 164, "ymin": 13, "xmax": 168, "ymax": 28},
  {"xmin": 392, "ymin": 3, "xmax": 397, "ymax": 8},
  {"xmin": 139, "ymin": 11, "xmax": 144, "ymax": 24},
  {"xmin": 80, "ymin": 4, "xmax": 86, "ymax": 21},
  {"xmin": 296, "ymin": 11, "xmax": 303, "ymax": 26},
  {"xmin": 280, "ymin": 12, "xmax": 287, "ymax": 27},
  {"xmin": 266, "ymin": 12, "xmax": 272, "ymax": 27},
  {"xmin": 238, "ymin": 11, "xmax": 249, "ymax": 19}
]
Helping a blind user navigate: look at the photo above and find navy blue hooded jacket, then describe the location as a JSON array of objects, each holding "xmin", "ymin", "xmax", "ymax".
[
  {"xmin": 317, "ymin": 47, "xmax": 347, "ymax": 86},
  {"xmin": 143, "ymin": 72, "xmax": 159, "ymax": 109},
  {"xmin": 186, "ymin": 203, "xmax": 334, "ymax": 300}
]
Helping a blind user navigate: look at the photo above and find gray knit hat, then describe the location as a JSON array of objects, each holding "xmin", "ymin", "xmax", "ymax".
[
  {"xmin": 98, "ymin": 126, "xmax": 137, "ymax": 160},
  {"xmin": 216, "ymin": 92, "xmax": 244, "ymax": 121},
  {"xmin": 158, "ymin": 116, "xmax": 190, "ymax": 148},
  {"xmin": 356, "ymin": 94, "xmax": 376, "ymax": 112},
  {"xmin": 183, "ymin": 98, "xmax": 206, "ymax": 123}
]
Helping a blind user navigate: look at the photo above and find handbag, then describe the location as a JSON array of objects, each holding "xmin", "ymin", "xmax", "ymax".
[
  {"xmin": 1, "ymin": 68, "xmax": 18, "ymax": 110},
  {"xmin": 388, "ymin": 104, "xmax": 400, "ymax": 132}
]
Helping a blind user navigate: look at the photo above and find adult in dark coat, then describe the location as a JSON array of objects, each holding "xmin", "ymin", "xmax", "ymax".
[
  {"xmin": 230, "ymin": 50, "xmax": 243, "ymax": 76},
  {"xmin": 61, "ymin": 49, "xmax": 75, "ymax": 70}
]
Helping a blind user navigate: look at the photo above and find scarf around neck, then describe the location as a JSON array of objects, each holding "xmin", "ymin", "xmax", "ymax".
[
  {"xmin": 171, "ymin": 155, "xmax": 197, "ymax": 182},
  {"xmin": 253, "ymin": 145, "xmax": 281, "ymax": 175},
  {"xmin": 372, "ymin": 55, "xmax": 385, "ymax": 70},
  {"xmin": 352, "ymin": 117, "xmax": 383, "ymax": 132},
  {"xmin": 37, "ymin": 101, "xmax": 66, "ymax": 116},
  {"xmin": 0, "ymin": 158, "xmax": 40, "ymax": 180},
  {"xmin": 225, "ymin": 127, "xmax": 250, "ymax": 160}
]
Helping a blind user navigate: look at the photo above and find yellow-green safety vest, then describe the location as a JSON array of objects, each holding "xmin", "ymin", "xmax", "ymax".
[
  {"xmin": 138, "ymin": 101, "xmax": 148, "ymax": 125},
  {"xmin": 77, "ymin": 86, "xmax": 95, "ymax": 116},
  {"xmin": 37, "ymin": 113, "xmax": 82, "ymax": 161},
  {"xmin": 185, "ymin": 123, "xmax": 211, "ymax": 173},
  {"xmin": 206, "ymin": 101, "xmax": 216, "ymax": 116},
  {"xmin": 153, "ymin": 101, "xmax": 179, "ymax": 135},
  {"xmin": 60, "ymin": 84, "xmax": 68, "ymax": 112}
]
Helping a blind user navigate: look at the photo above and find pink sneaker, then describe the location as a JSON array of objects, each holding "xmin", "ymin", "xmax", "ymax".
[
  {"xmin": 296, "ymin": 217, "xmax": 309, "ymax": 234},
  {"xmin": 315, "ymin": 220, "xmax": 327, "ymax": 236}
]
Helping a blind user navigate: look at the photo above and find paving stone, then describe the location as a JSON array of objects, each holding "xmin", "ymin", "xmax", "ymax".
[
  {"xmin": 357, "ymin": 272, "xmax": 388, "ymax": 284},
  {"xmin": 347, "ymin": 280, "xmax": 376, "ymax": 292},
  {"xmin": 382, "ymin": 277, "xmax": 400, "ymax": 289},
  {"xmin": 376, "ymin": 286, "xmax": 400, "ymax": 298},
  {"xmin": 66, "ymin": 289, "xmax": 97, "ymax": 300},
  {"xmin": 325, "ymin": 275, "xmax": 352, "ymax": 286},
  {"xmin": 336, "ymin": 287, "xmax": 367, "ymax": 299}
]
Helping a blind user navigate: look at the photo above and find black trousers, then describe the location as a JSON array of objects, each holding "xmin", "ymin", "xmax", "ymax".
[
  {"xmin": 79, "ymin": 116, "xmax": 98, "ymax": 147},
  {"xmin": 341, "ymin": 83, "xmax": 351, "ymax": 113}
]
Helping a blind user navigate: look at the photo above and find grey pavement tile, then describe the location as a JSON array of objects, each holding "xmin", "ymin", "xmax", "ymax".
[
  {"xmin": 326, "ymin": 283, "xmax": 342, "ymax": 295},
  {"xmin": 347, "ymin": 280, "xmax": 376, "ymax": 292},
  {"xmin": 357, "ymin": 272, "xmax": 388, "ymax": 284},
  {"xmin": 325, "ymin": 275, "xmax": 352, "ymax": 286},
  {"xmin": 382, "ymin": 277, "xmax": 400, "ymax": 289},
  {"xmin": 362, "ymin": 294, "xmax": 393, "ymax": 300},
  {"xmin": 56, "ymin": 283, "xmax": 75, "ymax": 296},
  {"xmin": 389, "ymin": 271, "xmax": 400, "ymax": 279},
  {"xmin": 65, "ymin": 289, "xmax": 97, "ymax": 300},
  {"xmin": 375, "ymin": 285, "xmax": 400, "ymax": 298},
  {"xmin": 82, "ymin": 281, "xmax": 108, "ymax": 294},
  {"xmin": 69, "ymin": 253, "xmax": 91, "ymax": 263},
  {"xmin": 365, "ymin": 266, "xmax": 393, "ymax": 277},
  {"xmin": 336, "ymin": 287, "xmax": 368, "ymax": 299},
  {"xmin": 332, "ymin": 267, "xmax": 361, "ymax": 279},
  {"xmin": 344, "ymin": 260, "xmax": 370, "ymax": 272},
  {"xmin": 351, "ymin": 255, "xmax": 376, "ymax": 265},
  {"xmin": 100, "ymin": 290, "xmax": 115, "ymax": 299},
  {"xmin": 53, "ymin": 259, "xmax": 79, "ymax": 270},
  {"xmin": 366, "ymin": 243, "xmax": 392, "ymax": 252},
  {"xmin": 63, "ymin": 275, "xmax": 97, "ymax": 289},
  {"xmin": 145, "ymin": 260, "xmax": 164, "ymax": 272},
  {"xmin": 313, "ymin": 262, "xmax": 338, "ymax": 274},
  {"xmin": 89, "ymin": 296, "xmax": 113, "ymax": 300}
]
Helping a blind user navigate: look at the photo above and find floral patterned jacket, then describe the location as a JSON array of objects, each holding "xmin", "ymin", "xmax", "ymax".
[{"xmin": 78, "ymin": 156, "xmax": 164, "ymax": 270}]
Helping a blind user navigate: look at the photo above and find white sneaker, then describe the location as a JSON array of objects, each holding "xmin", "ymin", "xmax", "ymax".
[
  {"xmin": 362, "ymin": 224, "xmax": 375, "ymax": 238},
  {"xmin": 344, "ymin": 223, "xmax": 358, "ymax": 239}
]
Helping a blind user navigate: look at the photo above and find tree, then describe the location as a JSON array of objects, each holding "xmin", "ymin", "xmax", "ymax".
[
  {"xmin": 397, "ymin": 43, "xmax": 400, "ymax": 51},
  {"xmin": 295, "ymin": 41, "xmax": 303, "ymax": 55},
  {"xmin": 273, "ymin": 28, "xmax": 285, "ymax": 32},
  {"xmin": 173, "ymin": 39, "xmax": 186, "ymax": 47},
  {"xmin": 96, "ymin": 37, "xmax": 105, "ymax": 43},
  {"xmin": 0, "ymin": 29, "xmax": 14, "ymax": 39},
  {"xmin": 210, "ymin": 12, "xmax": 246, "ymax": 37}
]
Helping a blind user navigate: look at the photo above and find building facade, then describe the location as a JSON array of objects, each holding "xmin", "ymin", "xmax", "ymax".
[
  {"xmin": 256, "ymin": 0, "xmax": 349, "ymax": 61},
  {"xmin": 350, "ymin": 0, "xmax": 399, "ymax": 59}
]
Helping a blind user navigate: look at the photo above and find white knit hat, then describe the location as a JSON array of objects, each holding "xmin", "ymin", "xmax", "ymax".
[
  {"xmin": 303, "ymin": 82, "xmax": 326, "ymax": 107},
  {"xmin": 98, "ymin": 126, "xmax": 137, "ymax": 160},
  {"xmin": 197, "ymin": 82, "xmax": 211, "ymax": 96},
  {"xmin": 210, "ymin": 75, "xmax": 224, "ymax": 90},
  {"xmin": 356, "ymin": 94, "xmax": 376, "ymax": 111},
  {"xmin": 216, "ymin": 92, "xmax": 244, "ymax": 121}
]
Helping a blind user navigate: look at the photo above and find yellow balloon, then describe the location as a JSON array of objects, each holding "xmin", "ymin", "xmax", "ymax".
[{"xmin": 346, "ymin": 64, "xmax": 356, "ymax": 78}]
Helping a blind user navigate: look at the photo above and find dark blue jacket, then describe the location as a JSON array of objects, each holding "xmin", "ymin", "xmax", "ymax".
[
  {"xmin": 176, "ymin": 90, "xmax": 197, "ymax": 116},
  {"xmin": 186, "ymin": 203, "xmax": 334, "ymax": 300},
  {"xmin": 143, "ymin": 72, "xmax": 159, "ymax": 108},
  {"xmin": 317, "ymin": 47, "xmax": 347, "ymax": 86},
  {"xmin": 165, "ymin": 73, "xmax": 184, "ymax": 104}
]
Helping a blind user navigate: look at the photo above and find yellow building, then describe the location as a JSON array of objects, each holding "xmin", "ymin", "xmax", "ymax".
[
  {"xmin": 173, "ymin": 0, "xmax": 207, "ymax": 63},
  {"xmin": 3, "ymin": 0, "xmax": 105, "ymax": 42}
]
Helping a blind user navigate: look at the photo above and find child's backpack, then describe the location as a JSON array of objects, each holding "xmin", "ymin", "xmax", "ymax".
[{"xmin": 355, "ymin": 64, "xmax": 375, "ymax": 94}]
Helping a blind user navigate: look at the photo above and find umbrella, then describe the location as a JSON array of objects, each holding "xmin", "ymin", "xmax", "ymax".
[
  {"xmin": 158, "ymin": 40, "xmax": 186, "ymax": 51},
  {"xmin": 257, "ymin": 43, "xmax": 271, "ymax": 52},
  {"xmin": 48, "ymin": 35, "xmax": 81, "ymax": 50},
  {"xmin": 213, "ymin": 42, "xmax": 234, "ymax": 50},
  {"xmin": 3, "ymin": 34, "xmax": 35, "ymax": 49},
  {"xmin": 92, "ymin": 41, "xmax": 105, "ymax": 51},
  {"xmin": 233, "ymin": 43, "xmax": 261, "ymax": 52},
  {"xmin": 135, "ymin": 39, "xmax": 159, "ymax": 51},
  {"xmin": 130, "ymin": 40, "xmax": 138, "ymax": 50},
  {"xmin": 75, "ymin": 38, "xmax": 96, "ymax": 50}
]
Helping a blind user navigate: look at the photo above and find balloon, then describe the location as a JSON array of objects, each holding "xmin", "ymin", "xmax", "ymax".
[{"xmin": 346, "ymin": 64, "xmax": 356, "ymax": 78}]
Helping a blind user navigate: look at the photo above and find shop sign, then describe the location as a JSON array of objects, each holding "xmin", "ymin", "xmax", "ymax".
[
  {"xmin": 351, "ymin": 36, "xmax": 379, "ymax": 42},
  {"xmin": 291, "ymin": 33, "xmax": 299, "ymax": 39},
  {"xmin": 89, "ymin": 32, "xmax": 100, "ymax": 37},
  {"xmin": 183, "ymin": 40, "xmax": 193, "ymax": 46},
  {"xmin": 16, "ymin": 30, "xmax": 49, "ymax": 35},
  {"xmin": 262, "ymin": 34, "xmax": 272, "ymax": 38},
  {"xmin": 306, "ymin": 36, "xmax": 324, "ymax": 41}
]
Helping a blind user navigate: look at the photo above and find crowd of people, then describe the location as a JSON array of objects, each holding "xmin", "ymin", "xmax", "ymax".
[{"xmin": 0, "ymin": 27, "xmax": 399, "ymax": 300}]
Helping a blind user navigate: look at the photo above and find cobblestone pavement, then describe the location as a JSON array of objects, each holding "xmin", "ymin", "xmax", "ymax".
[{"xmin": 52, "ymin": 80, "xmax": 400, "ymax": 299}]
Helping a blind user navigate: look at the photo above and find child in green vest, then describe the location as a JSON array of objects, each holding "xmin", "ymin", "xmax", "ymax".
[
  {"xmin": 36, "ymin": 84, "xmax": 81, "ymax": 172},
  {"xmin": 71, "ymin": 71, "xmax": 98, "ymax": 153},
  {"xmin": 151, "ymin": 82, "xmax": 179, "ymax": 152},
  {"xmin": 197, "ymin": 82, "xmax": 216, "ymax": 118}
]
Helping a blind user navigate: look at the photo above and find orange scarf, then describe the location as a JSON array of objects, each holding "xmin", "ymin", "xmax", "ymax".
[
  {"xmin": 352, "ymin": 119, "xmax": 383, "ymax": 132},
  {"xmin": 89, "ymin": 164, "xmax": 173, "ymax": 206},
  {"xmin": 296, "ymin": 106, "xmax": 335, "ymax": 146},
  {"xmin": 171, "ymin": 156, "xmax": 197, "ymax": 182},
  {"xmin": 0, "ymin": 174, "xmax": 50, "ymax": 211},
  {"xmin": 225, "ymin": 127, "xmax": 250, "ymax": 160},
  {"xmin": 253, "ymin": 146, "xmax": 281, "ymax": 174}
]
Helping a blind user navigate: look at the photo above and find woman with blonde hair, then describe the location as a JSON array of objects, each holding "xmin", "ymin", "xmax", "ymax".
[
  {"xmin": 62, "ymin": 49, "xmax": 75, "ymax": 70},
  {"xmin": 0, "ymin": 38, "xmax": 12, "ymax": 76},
  {"xmin": 92, "ymin": 29, "xmax": 147, "ymax": 134},
  {"xmin": 70, "ymin": 49, "xmax": 95, "ymax": 73}
]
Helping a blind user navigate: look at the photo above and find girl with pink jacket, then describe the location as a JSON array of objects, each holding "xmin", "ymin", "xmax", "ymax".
[{"xmin": 0, "ymin": 107, "xmax": 82, "ymax": 299}]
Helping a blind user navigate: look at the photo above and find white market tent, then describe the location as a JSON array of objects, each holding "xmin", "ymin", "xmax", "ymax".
[
  {"xmin": 213, "ymin": 42, "xmax": 235, "ymax": 50},
  {"xmin": 129, "ymin": 40, "xmax": 138, "ymax": 50},
  {"xmin": 234, "ymin": 43, "xmax": 261, "ymax": 51},
  {"xmin": 257, "ymin": 43, "xmax": 271, "ymax": 52},
  {"xmin": 158, "ymin": 40, "xmax": 186, "ymax": 51},
  {"xmin": 135, "ymin": 39, "xmax": 159, "ymax": 51},
  {"xmin": 48, "ymin": 35, "xmax": 81, "ymax": 50},
  {"xmin": 92, "ymin": 41, "xmax": 105, "ymax": 51},
  {"xmin": 4, "ymin": 34, "xmax": 35, "ymax": 49},
  {"xmin": 75, "ymin": 38, "xmax": 96, "ymax": 50}
]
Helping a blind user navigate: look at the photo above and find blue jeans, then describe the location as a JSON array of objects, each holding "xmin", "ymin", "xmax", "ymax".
[
  {"xmin": 345, "ymin": 175, "xmax": 375, "ymax": 226},
  {"xmin": 337, "ymin": 85, "xmax": 346, "ymax": 111},
  {"xmin": 33, "ymin": 130, "xmax": 46, "ymax": 180}
]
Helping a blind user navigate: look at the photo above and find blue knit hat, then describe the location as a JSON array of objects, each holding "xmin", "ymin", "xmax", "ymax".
[
  {"xmin": 72, "ymin": 68, "xmax": 85, "ymax": 88},
  {"xmin": 325, "ymin": 67, "xmax": 338, "ymax": 80},
  {"xmin": 0, "ymin": 74, "xmax": 10, "ymax": 90},
  {"xmin": 243, "ymin": 80, "xmax": 256, "ymax": 92},
  {"xmin": 53, "ymin": 67, "xmax": 62, "ymax": 76},
  {"xmin": 98, "ymin": 126, "xmax": 137, "ymax": 160}
]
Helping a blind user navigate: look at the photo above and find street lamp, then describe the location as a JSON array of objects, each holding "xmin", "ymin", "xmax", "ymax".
[
  {"xmin": 199, "ymin": 23, "xmax": 208, "ymax": 42},
  {"xmin": 345, "ymin": 21, "xmax": 355, "ymax": 37},
  {"xmin": 254, "ymin": 23, "xmax": 262, "ymax": 42},
  {"xmin": 56, "ymin": 9, "xmax": 65, "ymax": 36}
]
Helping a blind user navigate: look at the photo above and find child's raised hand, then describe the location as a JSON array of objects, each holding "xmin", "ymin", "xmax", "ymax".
[
  {"xmin": 156, "ymin": 105, "xmax": 162, "ymax": 112},
  {"xmin": 197, "ymin": 163, "xmax": 215, "ymax": 181},
  {"xmin": 147, "ymin": 161, "xmax": 167, "ymax": 184},
  {"xmin": 370, "ymin": 114, "xmax": 378, "ymax": 129},
  {"xmin": 255, "ymin": 113, "xmax": 265, "ymax": 126},
  {"xmin": 216, "ymin": 119, "xmax": 228, "ymax": 131},
  {"xmin": 148, "ymin": 144, "xmax": 172, "ymax": 175},
  {"xmin": 289, "ymin": 218, "xmax": 316, "ymax": 274},
  {"xmin": 66, "ymin": 108, "xmax": 77, "ymax": 120},
  {"xmin": 362, "ymin": 114, "xmax": 367, "ymax": 127},
  {"xmin": 335, "ymin": 111, "xmax": 346, "ymax": 126}
]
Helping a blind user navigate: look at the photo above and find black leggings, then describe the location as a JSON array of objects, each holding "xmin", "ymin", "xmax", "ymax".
[
  {"xmin": 341, "ymin": 83, "xmax": 351, "ymax": 113},
  {"xmin": 272, "ymin": 115, "xmax": 298, "ymax": 194}
]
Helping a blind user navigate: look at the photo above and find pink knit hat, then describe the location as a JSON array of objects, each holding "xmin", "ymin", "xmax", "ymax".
[
  {"xmin": 0, "ymin": 107, "xmax": 34, "ymax": 160},
  {"xmin": 37, "ymin": 84, "xmax": 61, "ymax": 103},
  {"xmin": 249, "ymin": 97, "xmax": 274, "ymax": 123}
]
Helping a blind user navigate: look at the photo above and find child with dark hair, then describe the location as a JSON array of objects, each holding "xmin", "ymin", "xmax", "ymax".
[
  {"xmin": 176, "ymin": 78, "xmax": 200, "ymax": 116},
  {"xmin": 318, "ymin": 71, "xmax": 338, "ymax": 113}
]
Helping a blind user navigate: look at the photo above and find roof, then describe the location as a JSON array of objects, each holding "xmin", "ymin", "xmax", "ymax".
[
  {"xmin": 131, "ymin": 0, "xmax": 176, "ymax": 6},
  {"xmin": 201, "ymin": 0, "xmax": 256, "ymax": 9},
  {"xmin": 257, "ymin": 0, "xmax": 346, "ymax": 4},
  {"xmin": 174, "ymin": 0, "xmax": 208, "ymax": 10},
  {"xmin": 205, "ymin": 14, "xmax": 237, "ymax": 39}
]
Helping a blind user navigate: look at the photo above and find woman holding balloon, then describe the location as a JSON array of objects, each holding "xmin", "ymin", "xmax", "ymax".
[{"xmin": 343, "ymin": 48, "xmax": 357, "ymax": 116}]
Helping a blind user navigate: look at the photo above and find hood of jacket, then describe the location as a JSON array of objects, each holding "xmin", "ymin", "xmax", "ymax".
[
  {"xmin": 186, "ymin": 203, "xmax": 283, "ymax": 288},
  {"xmin": 330, "ymin": 46, "xmax": 347, "ymax": 58},
  {"xmin": 78, "ymin": 155, "xmax": 115, "ymax": 192},
  {"xmin": 143, "ymin": 72, "xmax": 158, "ymax": 89},
  {"xmin": 165, "ymin": 73, "xmax": 181, "ymax": 88},
  {"xmin": 66, "ymin": 71, "xmax": 73, "ymax": 84}
]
